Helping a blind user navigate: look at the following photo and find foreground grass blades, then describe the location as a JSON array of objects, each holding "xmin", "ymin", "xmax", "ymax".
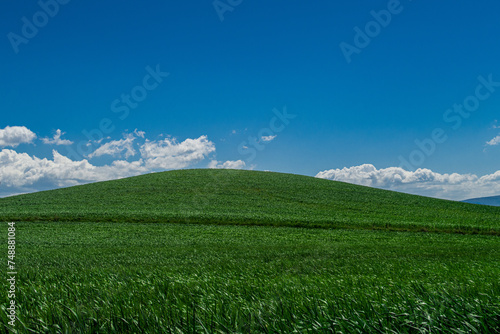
[{"xmin": 1, "ymin": 222, "xmax": 499, "ymax": 333}]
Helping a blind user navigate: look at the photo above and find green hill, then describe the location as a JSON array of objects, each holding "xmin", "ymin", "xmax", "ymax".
[
  {"xmin": 2, "ymin": 169, "xmax": 499, "ymax": 332},
  {"xmin": 1, "ymin": 169, "xmax": 499, "ymax": 234}
]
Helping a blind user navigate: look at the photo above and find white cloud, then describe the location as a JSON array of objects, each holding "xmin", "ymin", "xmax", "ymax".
[
  {"xmin": 141, "ymin": 135, "xmax": 215, "ymax": 170},
  {"xmin": 486, "ymin": 135, "xmax": 500, "ymax": 146},
  {"xmin": 41, "ymin": 129, "xmax": 73, "ymax": 146},
  {"xmin": 0, "ymin": 131, "xmax": 217, "ymax": 197},
  {"xmin": 208, "ymin": 160, "xmax": 246, "ymax": 169},
  {"xmin": 0, "ymin": 126, "xmax": 36, "ymax": 147},
  {"xmin": 316, "ymin": 164, "xmax": 500, "ymax": 200},
  {"xmin": 88, "ymin": 133, "xmax": 137, "ymax": 159},
  {"xmin": 0, "ymin": 149, "xmax": 148, "ymax": 189},
  {"xmin": 261, "ymin": 135, "xmax": 277, "ymax": 142}
]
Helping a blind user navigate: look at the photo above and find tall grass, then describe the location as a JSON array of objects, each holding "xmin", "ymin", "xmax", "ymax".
[{"xmin": 1, "ymin": 222, "xmax": 498, "ymax": 333}]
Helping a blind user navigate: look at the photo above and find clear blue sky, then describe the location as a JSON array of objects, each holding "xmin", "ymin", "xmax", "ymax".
[{"xmin": 1, "ymin": 0, "xmax": 500, "ymax": 199}]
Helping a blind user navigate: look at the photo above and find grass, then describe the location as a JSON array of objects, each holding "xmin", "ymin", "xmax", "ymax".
[
  {"xmin": 1, "ymin": 222, "xmax": 499, "ymax": 333},
  {"xmin": 0, "ymin": 170, "xmax": 499, "ymax": 332},
  {"xmin": 0, "ymin": 169, "xmax": 499, "ymax": 234}
]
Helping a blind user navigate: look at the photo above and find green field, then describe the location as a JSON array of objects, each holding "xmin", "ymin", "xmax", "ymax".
[
  {"xmin": 0, "ymin": 169, "xmax": 499, "ymax": 234},
  {"xmin": 0, "ymin": 169, "xmax": 499, "ymax": 333}
]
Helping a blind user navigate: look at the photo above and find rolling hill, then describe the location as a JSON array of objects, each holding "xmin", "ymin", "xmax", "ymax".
[
  {"xmin": 2, "ymin": 169, "xmax": 499, "ymax": 332},
  {"xmin": 1, "ymin": 169, "xmax": 499, "ymax": 234}
]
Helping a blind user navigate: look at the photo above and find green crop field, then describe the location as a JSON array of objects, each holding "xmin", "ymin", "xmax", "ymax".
[
  {"xmin": 0, "ymin": 169, "xmax": 499, "ymax": 333},
  {"xmin": 0, "ymin": 169, "xmax": 499, "ymax": 234}
]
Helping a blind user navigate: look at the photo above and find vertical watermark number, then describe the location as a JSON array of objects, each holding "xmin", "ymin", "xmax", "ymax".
[{"xmin": 6, "ymin": 222, "xmax": 17, "ymax": 328}]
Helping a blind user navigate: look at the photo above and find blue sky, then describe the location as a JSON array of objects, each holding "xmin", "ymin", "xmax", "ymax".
[{"xmin": 1, "ymin": 0, "xmax": 500, "ymax": 200}]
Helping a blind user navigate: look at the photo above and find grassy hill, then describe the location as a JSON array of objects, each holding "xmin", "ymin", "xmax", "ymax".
[
  {"xmin": 1, "ymin": 169, "xmax": 499, "ymax": 234},
  {"xmin": 1, "ymin": 169, "xmax": 499, "ymax": 332}
]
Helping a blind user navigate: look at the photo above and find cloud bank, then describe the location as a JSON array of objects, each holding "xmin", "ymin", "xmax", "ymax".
[
  {"xmin": 0, "ymin": 129, "xmax": 217, "ymax": 197},
  {"xmin": 0, "ymin": 149, "xmax": 147, "ymax": 189},
  {"xmin": 316, "ymin": 164, "xmax": 500, "ymax": 200},
  {"xmin": 2, "ymin": 125, "xmax": 498, "ymax": 201}
]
